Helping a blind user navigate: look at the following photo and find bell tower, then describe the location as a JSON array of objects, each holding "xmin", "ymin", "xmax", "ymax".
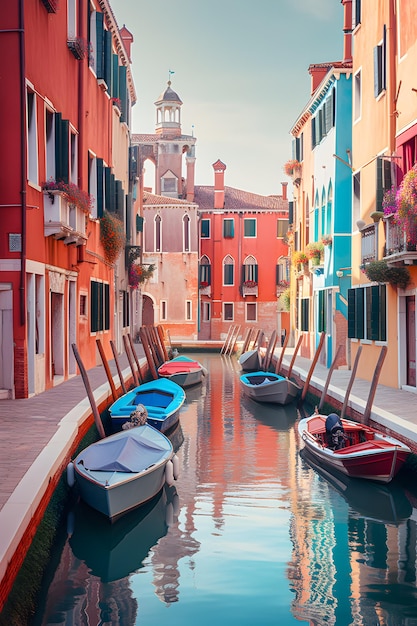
[{"xmin": 152, "ymin": 80, "xmax": 196, "ymax": 200}]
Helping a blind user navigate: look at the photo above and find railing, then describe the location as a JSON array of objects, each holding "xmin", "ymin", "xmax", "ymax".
[
  {"xmin": 44, "ymin": 191, "xmax": 87, "ymax": 245},
  {"xmin": 384, "ymin": 215, "xmax": 417, "ymax": 265}
]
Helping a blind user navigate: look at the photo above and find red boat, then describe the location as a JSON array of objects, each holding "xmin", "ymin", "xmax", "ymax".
[
  {"xmin": 298, "ymin": 413, "xmax": 411, "ymax": 483},
  {"xmin": 158, "ymin": 355, "xmax": 205, "ymax": 388}
]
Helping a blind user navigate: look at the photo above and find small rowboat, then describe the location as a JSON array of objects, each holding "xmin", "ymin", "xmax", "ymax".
[
  {"xmin": 108, "ymin": 378, "xmax": 185, "ymax": 432},
  {"xmin": 68, "ymin": 424, "xmax": 179, "ymax": 521},
  {"xmin": 240, "ymin": 371, "xmax": 301, "ymax": 405},
  {"xmin": 158, "ymin": 355, "xmax": 205, "ymax": 388},
  {"xmin": 238, "ymin": 349, "xmax": 261, "ymax": 372},
  {"xmin": 298, "ymin": 413, "xmax": 411, "ymax": 483}
]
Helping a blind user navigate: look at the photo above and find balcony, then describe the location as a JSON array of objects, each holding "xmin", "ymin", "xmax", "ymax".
[
  {"xmin": 199, "ymin": 282, "xmax": 211, "ymax": 296},
  {"xmin": 241, "ymin": 281, "xmax": 258, "ymax": 297},
  {"xmin": 44, "ymin": 191, "xmax": 87, "ymax": 245},
  {"xmin": 125, "ymin": 245, "xmax": 142, "ymax": 266},
  {"xmin": 383, "ymin": 215, "xmax": 417, "ymax": 266}
]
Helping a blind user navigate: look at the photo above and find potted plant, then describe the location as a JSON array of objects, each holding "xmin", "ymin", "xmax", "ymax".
[
  {"xmin": 293, "ymin": 250, "xmax": 308, "ymax": 268},
  {"xmin": 283, "ymin": 159, "xmax": 301, "ymax": 177},
  {"xmin": 243, "ymin": 280, "xmax": 257, "ymax": 288},
  {"xmin": 306, "ymin": 241, "xmax": 324, "ymax": 265},
  {"xmin": 42, "ymin": 179, "xmax": 93, "ymax": 213},
  {"xmin": 100, "ymin": 211, "xmax": 126, "ymax": 264},
  {"xmin": 128, "ymin": 263, "xmax": 155, "ymax": 288}
]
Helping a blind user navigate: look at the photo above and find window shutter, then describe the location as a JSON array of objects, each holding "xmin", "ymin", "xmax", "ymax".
[
  {"xmin": 136, "ymin": 215, "xmax": 144, "ymax": 233},
  {"xmin": 126, "ymin": 193, "xmax": 132, "ymax": 238},
  {"xmin": 55, "ymin": 113, "xmax": 69, "ymax": 183},
  {"xmin": 355, "ymin": 288, "xmax": 364, "ymax": 339},
  {"xmin": 119, "ymin": 65, "xmax": 127, "ymax": 122},
  {"xmin": 369, "ymin": 286, "xmax": 380, "ymax": 340},
  {"xmin": 380, "ymin": 285, "xmax": 387, "ymax": 341},
  {"xmin": 254, "ymin": 265, "xmax": 258, "ymax": 282},
  {"xmin": 311, "ymin": 118, "xmax": 316, "ymax": 149},
  {"xmin": 112, "ymin": 54, "xmax": 119, "ymax": 99},
  {"xmin": 104, "ymin": 283, "xmax": 110, "ymax": 330},
  {"xmin": 95, "ymin": 12, "xmax": 104, "ymax": 79},
  {"xmin": 318, "ymin": 290, "xmax": 325, "ymax": 333},
  {"xmin": 348, "ymin": 289, "xmax": 356, "ymax": 338},
  {"xmin": 374, "ymin": 45, "xmax": 382, "ymax": 97},
  {"xmin": 382, "ymin": 25, "xmax": 387, "ymax": 92},
  {"xmin": 96, "ymin": 158, "xmax": 104, "ymax": 218},
  {"xmin": 91, "ymin": 281, "xmax": 98, "ymax": 332},
  {"xmin": 116, "ymin": 179, "xmax": 124, "ymax": 217},
  {"xmin": 104, "ymin": 29, "xmax": 112, "ymax": 89}
]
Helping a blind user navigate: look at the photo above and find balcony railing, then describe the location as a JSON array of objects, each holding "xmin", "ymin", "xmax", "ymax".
[
  {"xmin": 384, "ymin": 215, "xmax": 417, "ymax": 265},
  {"xmin": 241, "ymin": 281, "xmax": 258, "ymax": 297},
  {"xmin": 44, "ymin": 191, "xmax": 87, "ymax": 245}
]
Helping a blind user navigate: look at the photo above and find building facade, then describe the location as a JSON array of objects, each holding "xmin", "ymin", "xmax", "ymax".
[{"xmin": 0, "ymin": 0, "xmax": 136, "ymax": 398}]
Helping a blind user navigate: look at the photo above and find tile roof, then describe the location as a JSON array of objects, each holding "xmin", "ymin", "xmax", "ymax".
[
  {"xmin": 143, "ymin": 191, "xmax": 198, "ymax": 207},
  {"xmin": 193, "ymin": 186, "xmax": 288, "ymax": 212}
]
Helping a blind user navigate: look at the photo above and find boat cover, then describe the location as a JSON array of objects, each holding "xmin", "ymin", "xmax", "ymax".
[
  {"xmin": 79, "ymin": 432, "xmax": 169, "ymax": 473},
  {"xmin": 159, "ymin": 361, "xmax": 201, "ymax": 374}
]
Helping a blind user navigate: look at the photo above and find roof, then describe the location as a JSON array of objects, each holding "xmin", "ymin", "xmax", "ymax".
[
  {"xmin": 143, "ymin": 191, "xmax": 198, "ymax": 208},
  {"xmin": 131, "ymin": 133, "xmax": 195, "ymax": 145},
  {"xmin": 155, "ymin": 81, "xmax": 183, "ymax": 105},
  {"xmin": 194, "ymin": 185, "xmax": 288, "ymax": 212}
]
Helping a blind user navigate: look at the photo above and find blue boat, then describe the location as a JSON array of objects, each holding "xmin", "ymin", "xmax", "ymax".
[{"xmin": 108, "ymin": 378, "xmax": 185, "ymax": 432}]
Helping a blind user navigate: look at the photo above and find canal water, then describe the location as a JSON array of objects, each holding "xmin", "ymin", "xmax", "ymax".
[{"xmin": 10, "ymin": 353, "xmax": 417, "ymax": 625}]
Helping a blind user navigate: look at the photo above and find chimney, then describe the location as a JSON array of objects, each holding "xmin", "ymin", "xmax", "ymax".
[
  {"xmin": 341, "ymin": 0, "xmax": 353, "ymax": 64},
  {"xmin": 281, "ymin": 182, "xmax": 288, "ymax": 201},
  {"xmin": 212, "ymin": 159, "xmax": 226, "ymax": 209},
  {"xmin": 308, "ymin": 64, "xmax": 332, "ymax": 95},
  {"xmin": 119, "ymin": 25, "xmax": 134, "ymax": 63}
]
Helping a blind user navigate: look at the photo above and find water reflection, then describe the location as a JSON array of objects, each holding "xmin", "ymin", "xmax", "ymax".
[{"xmin": 13, "ymin": 352, "xmax": 417, "ymax": 626}]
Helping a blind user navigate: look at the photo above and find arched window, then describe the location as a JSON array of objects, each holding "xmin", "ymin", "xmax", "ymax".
[
  {"xmin": 314, "ymin": 191, "xmax": 320, "ymax": 242},
  {"xmin": 326, "ymin": 182, "xmax": 333, "ymax": 235},
  {"xmin": 321, "ymin": 187, "xmax": 326, "ymax": 239},
  {"xmin": 183, "ymin": 214, "xmax": 190, "ymax": 252},
  {"xmin": 242, "ymin": 255, "xmax": 258, "ymax": 284},
  {"xmin": 223, "ymin": 254, "xmax": 234, "ymax": 286},
  {"xmin": 155, "ymin": 214, "xmax": 161, "ymax": 252},
  {"xmin": 199, "ymin": 255, "xmax": 211, "ymax": 286}
]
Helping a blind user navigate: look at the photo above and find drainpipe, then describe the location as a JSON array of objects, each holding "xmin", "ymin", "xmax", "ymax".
[
  {"xmin": 387, "ymin": 0, "xmax": 397, "ymax": 158},
  {"xmin": 19, "ymin": 0, "xmax": 27, "ymax": 326}
]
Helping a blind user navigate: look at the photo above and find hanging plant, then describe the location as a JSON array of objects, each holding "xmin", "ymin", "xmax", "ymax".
[
  {"xmin": 396, "ymin": 164, "xmax": 417, "ymax": 244},
  {"xmin": 293, "ymin": 251, "xmax": 308, "ymax": 266},
  {"xmin": 305, "ymin": 241, "xmax": 324, "ymax": 259},
  {"xmin": 42, "ymin": 179, "xmax": 93, "ymax": 213},
  {"xmin": 364, "ymin": 260, "xmax": 411, "ymax": 289},
  {"xmin": 382, "ymin": 185, "xmax": 398, "ymax": 217},
  {"xmin": 100, "ymin": 211, "xmax": 126, "ymax": 264},
  {"xmin": 321, "ymin": 234, "xmax": 332, "ymax": 246},
  {"xmin": 128, "ymin": 263, "xmax": 155, "ymax": 288},
  {"xmin": 283, "ymin": 159, "xmax": 301, "ymax": 177}
]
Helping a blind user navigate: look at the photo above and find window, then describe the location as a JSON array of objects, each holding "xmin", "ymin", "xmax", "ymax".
[
  {"xmin": 155, "ymin": 215, "xmax": 161, "ymax": 252},
  {"xmin": 67, "ymin": 0, "xmax": 77, "ymax": 39},
  {"xmin": 199, "ymin": 256, "xmax": 211, "ymax": 286},
  {"xmin": 353, "ymin": 172, "xmax": 361, "ymax": 227},
  {"xmin": 276, "ymin": 259, "xmax": 289, "ymax": 285},
  {"xmin": 80, "ymin": 293, "xmax": 87, "ymax": 317},
  {"xmin": 27, "ymin": 89, "xmax": 38, "ymax": 184},
  {"xmin": 223, "ymin": 303, "xmax": 234, "ymax": 321},
  {"xmin": 244, "ymin": 218, "xmax": 256, "ymax": 237},
  {"xmin": 45, "ymin": 109, "xmax": 55, "ymax": 182},
  {"xmin": 374, "ymin": 26, "xmax": 387, "ymax": 98},
  {"xmin": 201, "ymin": 301, "xmax": 211, "ymax": 322},
  {"xmin": 277, "ymin": 219, "xmax": 289, "ymax": 238},
  {"xmin": 122, "ymin": 291, "xmax": 129, "ymax": 328},
  {"xmin": 223, "ymin": 255, "xmax": 234, "ymax": 285},
  {"xmin": 201, "ymin": 219, "xmax": 210, "ymax": 238},
  {"xmin": 348, "ymin": 285, "xmax": 386, "ymax": 341},
  {"xmin": 161, "ymin": 173, "xmax": 177, "ymax": 195},
  {"xmin": 242, "ymin": 256, "xmax": 258, "ymax": 284},
  {"xmin": 186, "ymin": 300, "xmax": 192, "ymax": 321},
  {"xmin": 160, "ymin": 300, "xmax": 167, "ymax": 321},
  {"xmin": 70, "ymin": 129, "xmax": 78, "ymax": 185},
  {"xmin": 376, "ymin": 156, "xmax": 391, "ymax": 212},
  {"xmin": 90, "ymin": 281, "xmax": 110, "ymax": 333},
  {"xmin": 292, "ymin": 134, "xmax": 303, "ymax": 162},
  {"xmin": 353, "ymin": 0, "xmax": 361, "ymax": 29},
  {"xmin": 223, "ymin": 218, "xmax": 234, "ymax": 238},
  {"xmin": 354, "ymin": 70, "xmax": 361, "ymax": 121},
  {"xmin": 183, "ymin": 214, "xmax": 190, "ymax": 252},
  {"xmin": 246, "ymin": 302, "xmax": 257, "ymax": 322}
]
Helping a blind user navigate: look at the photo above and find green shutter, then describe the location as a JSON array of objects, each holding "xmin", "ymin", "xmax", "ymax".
[
  {"xmin": 119, "ymin": 65, "xmax": 127, "ymax": 122},
  {"xmin": 356, "ymin": 288, "xmax": 365, "ymax": 339},
  {"xmin": 95, "ymin": 12, "xmax": 104, "ymax": 79},
  {"xmin": 126, "ymin": 193, "xmax": 132, "ymax": 239},
  {"xmin": 380, "ymin": 285, "xmax": 387, "ymax": 341},
  {"xmin": 348, "ymin": 288, "xmax": 356, "ymax": 338},
  {"xmin": 55, "ymin": 113, "xmax": 69, "ymax": 183},
  {"xmin": 112, "ymin": 54, "xmax": 119, "ymax": 98},
  {"xmin": 104, "ymin": 29, "xmax": 112, "ymax": 89},
  {"xmin": 116, "ymin": 179, "xmax": 124, "ymax": 217},
  {"xmin": 136, "ymin": 215, "xmax": 144, "ymax": 233},
  {"xmin": 96, "ymin": 158, "xmax": 104, "ymax": 218},
  {"xmin": 104, "ymin": 283, "xmax": 110, "ymax": 330},
  {"xmin": 91, "ymin": 281, "xmax": 98, "ymax": 332}
]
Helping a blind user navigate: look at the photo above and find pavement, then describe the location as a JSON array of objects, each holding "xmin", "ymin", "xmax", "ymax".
[{"xmin": 1, "ymin": 342, "xmax": 417, "ymax": 606}]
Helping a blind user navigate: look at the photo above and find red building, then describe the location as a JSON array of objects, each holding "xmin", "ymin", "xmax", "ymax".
[
  {"xmin": 0, "ymin": 0, "xmax": 136, "ymax": 398},
  {"xmin": 195, "ymin": 161, "xmax": 290, "ymax": 342}
]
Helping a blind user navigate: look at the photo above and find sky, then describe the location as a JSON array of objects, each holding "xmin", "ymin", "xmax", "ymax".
[{"xmin": 109, "ymin": 0, "xmax": 344, "ymax": 196}]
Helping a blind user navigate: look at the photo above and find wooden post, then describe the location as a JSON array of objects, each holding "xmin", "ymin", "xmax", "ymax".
[
  {"xmin": 221, "ymin": 325, "xmax": 234, "ymax": 354},
  {"xmin": 363, "ymin": 345, "xmax": 387, "ymax": 424},
  {"xmin": 241, "ymin": 327, "xmax": 253, "ymax": 354},
  {"xmin": 71, "ymin": 343, "xmax": 106, "ymax": 439},
  {"xmin": 301, "ymin": 332, "xmax": 326, "ymax": 402},
  {"xmin": 287, "ymin": 334, "xmax": 303, "ymax": 379},
  {"xmin": 318, "ymin": 344, "xmax": 342, "ymax": 410},
  {"xmin": 275, "ymin": 330, "xmax": 289, "ymax": 374},
  {"xmin": 149, "ymin": 325, "xmax": 164, "ymax": 367},
  {"xmin": 157, "ymin": 325, "xmax": 169, "ymax": 362},
  {"xmin": 128, "ymin": 333, "xmax": 143, "ymax": 384},
  {"xmin": 123, "ymin": 334, "xmax": 139, "ymax": 387},
  {"xmin": 96, "ymin": 339, "xmax": 118, "ymax": 401},
  {"xmin": 251, "ymin": 329, "xmax": 261, "ymax": 350},
  {"xmin": 110, "ymin": 340, "xmax": 127, "ymax": 395},
  {"xmin": 341, "ymin": 345, "xmax": 363, "ymax": 419},
  {"xmin": 139, "ymin": 327, "xmax": 159, "ymax": 379},
  {"xmin": 227, "ymin": 324, "xmax": 241, "ymax": 355},
  {"xmin": 262, "ymin": 330, "xmax": 277, "ymax": 372}
]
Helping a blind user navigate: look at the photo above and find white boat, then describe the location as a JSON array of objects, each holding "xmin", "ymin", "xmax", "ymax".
[
  {"xmin": 238, "ymin": 349, "xmax": 261, "ymax": 372},
  {"xmin": 298, "ymin": 413, "xmax": 411, "ymax": 483},
  {"xmin": 68, "ymin": 424, "xmax": 178, "ymax": 521},
  {"xmin": 239, "ymin": 371, "xmax": 301, "ymax": 405}
]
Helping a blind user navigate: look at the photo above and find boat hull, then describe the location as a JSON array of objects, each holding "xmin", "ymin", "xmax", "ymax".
[
  {"xmin": 108, "ymin": 378, "xmax": 185, "ymax": 432},
  {"xmin": 238, "ymin": 349, "xmax": 261, "ymax": 372},
  {"xmin": 158, "ymin": 355, "xmax": 205, "ymax": 388},
  {"xmin": 298, "ymin": 414, "xmax": 411, "ymax": 483},
  {"xmin": 73, "ymin": 425, "xmax": 174, "ymax": 521},
  {"xmin": 240, "ymin": 371, "xmax": 301, "ymax": 405}
]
